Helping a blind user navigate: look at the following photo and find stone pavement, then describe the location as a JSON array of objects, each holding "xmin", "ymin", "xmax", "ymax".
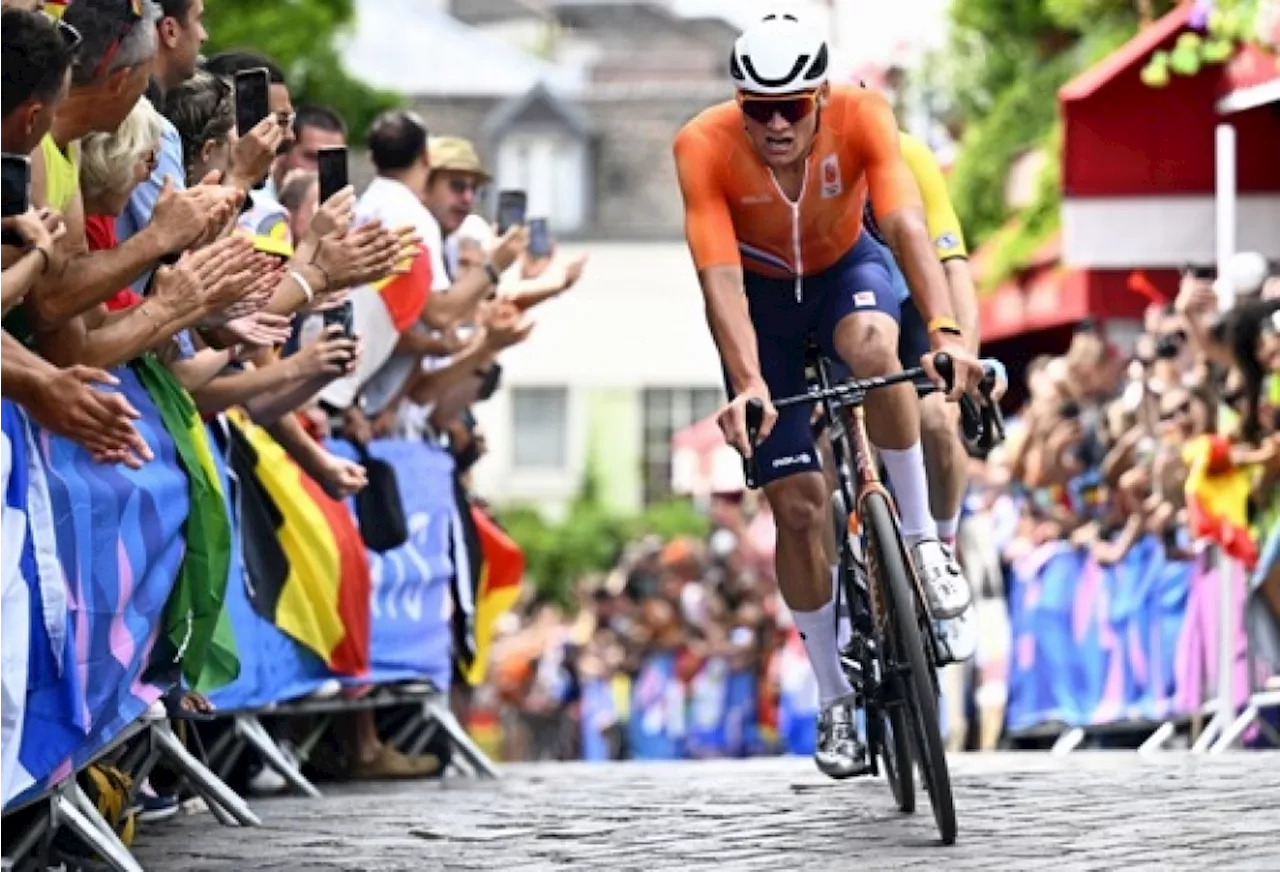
[{"xmin": 132, "ymin": 753, "xmax": 1280, "ymax": 871}]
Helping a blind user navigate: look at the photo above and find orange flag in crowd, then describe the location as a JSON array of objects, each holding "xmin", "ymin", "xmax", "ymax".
[{"xmin": 1182, "ymin": 433, "xmax": 1258, "ymax": 569}]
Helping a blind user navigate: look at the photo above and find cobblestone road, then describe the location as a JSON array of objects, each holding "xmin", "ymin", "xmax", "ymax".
[{"xmin": 133, "ymin": 752, "xmax": 1279, "ymax": 871}]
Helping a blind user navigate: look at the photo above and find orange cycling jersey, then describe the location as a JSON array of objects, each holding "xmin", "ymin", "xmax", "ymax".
[{"xmin": 673, "ymin": 85, "xmax": 922, "ymax": 281}]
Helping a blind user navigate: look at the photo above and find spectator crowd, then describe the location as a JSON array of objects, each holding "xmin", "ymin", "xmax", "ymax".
[
  {"xmin": 0, "ymin": 4, "xmax": 1277, "ymax": 869},
  {"xmin": 478, "ymin": 259, "xmax": 1280, "ymax": 763},
  {"xmin": 1, "ymin": 0, "xmax": 585, "ymax": 858}
]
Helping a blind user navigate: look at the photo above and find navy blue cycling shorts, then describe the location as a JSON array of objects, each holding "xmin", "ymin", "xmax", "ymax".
[{"xmin": 730, "ymin": 231, "xmax": 901, "ymax": 487}]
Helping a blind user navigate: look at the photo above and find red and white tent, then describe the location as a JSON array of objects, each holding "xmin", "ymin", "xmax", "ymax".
[{"xmin": 979, "ymin": 5, "xmax": 1280, "ymax": 346}]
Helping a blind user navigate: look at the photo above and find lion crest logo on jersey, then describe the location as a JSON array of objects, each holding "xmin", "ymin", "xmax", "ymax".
[{"xmin": 819, "ymin": 154, "xmax": 841, "ymax": 199}]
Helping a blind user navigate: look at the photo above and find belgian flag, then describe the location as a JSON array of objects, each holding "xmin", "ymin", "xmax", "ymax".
[
  {"xmin": 451, "ymin": 485, "xmax": 525, "ymax": 687},
  {"xmin": 226, "ymin": 410, "xmax": 370, "ymax": 676}
]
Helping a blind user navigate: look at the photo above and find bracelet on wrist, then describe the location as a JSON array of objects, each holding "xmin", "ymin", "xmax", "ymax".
[
  {"xmin": 483, "ymin": 260, "xmax": 501, "ymax": 286},
  {"xmin": 289, "ymin": 268, "xmax": 315, "ymax": 304}
]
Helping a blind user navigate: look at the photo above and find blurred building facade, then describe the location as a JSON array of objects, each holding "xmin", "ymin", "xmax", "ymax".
[{"xmin": 343, "ymin": 0, "xmax": 959, "ymax": 515}]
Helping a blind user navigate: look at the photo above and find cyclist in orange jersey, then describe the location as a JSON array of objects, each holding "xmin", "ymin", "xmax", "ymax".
[{"xmin": 673, "ymin": 11, "xmax": 984, "ymax": 778}]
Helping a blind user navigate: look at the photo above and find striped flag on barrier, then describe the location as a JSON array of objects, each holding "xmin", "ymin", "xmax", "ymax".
[
  {"xmin": 226, "ymin": 411, "xmax": 371, "ymax": 676},
  {"xmin": 452, "ymin": 492, "xmax": 525, "ymax": 687}
]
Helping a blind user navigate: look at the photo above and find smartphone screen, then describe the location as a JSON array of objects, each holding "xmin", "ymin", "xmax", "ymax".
[
  {"xmin": 496, "ymin": 190, "xmax": 527, "ymax": 235},
  {"xmin": 0, "ymin": 152, "xmax": 30, "ymax": 216},
  {"xmin": 322, "ymin": 300, "xmax": 355, "ymax": 339},
  {"xmin": 234, "ymin": 68, "xmax": 271, "ymax": 138},
  {"xmin": 316, "ymin": 146, "xmax": 349, "ymax": 205},
  {"xmin": 527, "ymin": 217, "xmax": 550, "ymax": 258},
  {"xmin": 1, "ymin": 154, "xmax": 31, "ymax": 247}
]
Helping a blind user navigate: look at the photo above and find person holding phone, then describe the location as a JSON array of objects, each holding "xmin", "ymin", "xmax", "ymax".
[
  {"xmin": 2, "ymin": 207, "xmax": 66, "ymax": 314},
  {"xmin": 424, "ymin": 138, "xmax": 588, "ymax": 311},
  {"xmin": 317, "ymin": 112, "xmax": 527, "ymax": 423}
]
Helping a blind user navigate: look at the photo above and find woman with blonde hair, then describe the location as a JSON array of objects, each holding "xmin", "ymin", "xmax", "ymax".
[{"xmin": 64, "ymin": 96, "xmax": 260, "ymax": 368}]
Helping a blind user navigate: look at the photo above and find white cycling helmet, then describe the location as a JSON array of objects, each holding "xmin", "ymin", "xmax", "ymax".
[{"xmin": 730, "ymin": 12, "xmax": 830, "ymax": 96}]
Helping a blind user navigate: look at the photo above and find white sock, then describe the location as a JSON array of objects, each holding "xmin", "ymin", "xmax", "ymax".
[
  {"xmin": 936, "ymin": 512, "xmax": 960, "ymax": 544},
  {"xmin": 792, "ymin": 590, "xmax": 854, "ymax": 707},
  {"xmin": 879, "ymin": 441, "xmax": 937, "ymax": 546}
]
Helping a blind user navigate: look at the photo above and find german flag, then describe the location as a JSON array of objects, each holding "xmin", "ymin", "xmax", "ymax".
[
  {"xmin": 453, "ymin": 496, "xmax": 525, "ymax": 687},
  {"xmin": 1183, "ymin": 433, "xmax": 1258, "ymax": 569},
  {"xmin": 226, "ymin": 410, "xmax": 370, "ymax": 676},
  {"xmin": 369, "ymin": 242, "xmax": 433, "ymax": 333}
]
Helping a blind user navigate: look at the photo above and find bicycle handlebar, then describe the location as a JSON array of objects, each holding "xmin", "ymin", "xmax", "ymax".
[{"xmin": 759, "ymin": 353, "xmax": 1006, "ymax": 458}]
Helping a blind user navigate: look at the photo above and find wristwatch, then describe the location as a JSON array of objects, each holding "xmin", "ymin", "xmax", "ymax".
[{"xmin": 482, "ymin": 259, "xmax": 501, "ymax": 287}]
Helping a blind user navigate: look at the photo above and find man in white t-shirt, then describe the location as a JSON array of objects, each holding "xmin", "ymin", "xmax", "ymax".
[{"xmin": 317, "ymin": 111, "xmax": 526, "ymax": 436}]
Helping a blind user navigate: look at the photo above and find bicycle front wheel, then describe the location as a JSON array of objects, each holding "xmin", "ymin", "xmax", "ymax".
[{"xmin": 862, "ymin": 491, "xmax": 957, "ymax": 845}]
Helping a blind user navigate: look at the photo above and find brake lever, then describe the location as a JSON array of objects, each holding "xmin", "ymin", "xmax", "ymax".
[
  {"xmin": 743, "ymin": 398, "xmax": 764, "ymax": 490},
  {"xmin": 959, "ymin": 395, "xmax": 984, "ymax": 445}
]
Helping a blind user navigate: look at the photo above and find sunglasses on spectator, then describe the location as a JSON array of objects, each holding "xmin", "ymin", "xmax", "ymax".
[
  {"xmin": 448, "ymin": 177, "xmax": 484, "ymax": 196},
  {"xmin": 1160, "ymin": 401, "xmax": 1191, "ymax": 421},
  {"xmin": 737, "ymin": 90, "xmax": 819, "ymax": 125},
  {"xmin": 91, "ymin": 0, "xmax": 144, "ymax": 79},
  {"xmin": 57, "ymin": 20, "xmax": 83, "ymax": 55}
]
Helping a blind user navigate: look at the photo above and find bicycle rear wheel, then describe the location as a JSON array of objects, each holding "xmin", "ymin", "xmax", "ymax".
[{"xmin": 862, "ymin": 491, "xmax": 957, "ymax": 845}]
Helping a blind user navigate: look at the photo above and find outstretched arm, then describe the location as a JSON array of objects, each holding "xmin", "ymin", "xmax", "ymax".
[{"xmin": 673, "ymin": 127, "xmax": 762, "ymax": 396}]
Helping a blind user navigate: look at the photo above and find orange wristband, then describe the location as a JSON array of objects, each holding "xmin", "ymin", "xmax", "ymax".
[{"xmin": 927, "ymin": 316, "xmax": 962, "ymax": 335}]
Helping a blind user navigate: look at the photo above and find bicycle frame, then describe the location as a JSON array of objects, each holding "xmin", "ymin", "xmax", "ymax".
[{"xmin": 786, "ymin": 351, "xmax": 939, "ymax": 643}]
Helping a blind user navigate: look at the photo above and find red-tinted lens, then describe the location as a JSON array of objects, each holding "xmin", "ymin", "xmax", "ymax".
[{"xmin": 740, "ymin": 96, "xmax": 816, "ymax": 125}]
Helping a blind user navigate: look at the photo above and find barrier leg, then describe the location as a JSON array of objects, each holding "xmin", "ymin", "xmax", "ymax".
[
  {"xmin": 213, "ymin": 737, "xmax": 247, "ymax": 784},
  {"xmin": 388, "ymin": 710, "xmax": 427, "ymax": 751},
  {"xmin": 234, "ymin": 716, "xmax": 322, "ymax": 799},
  {"xmin": 150, "ymin": 722, "xmax": 261, "ymax": 827},
  {"xmin": 53, "ymin": 789, "xmax": 143, "ymax": 872},
  {"xmin": 406, "ymin": 720, "xmax": 441, "ymax": 757},
  {"xmin": 293, "ymin": 714, "xmax": 333, "ymax": 767},
  {"xmin": 1137, "ymin": 721, "xmax": 1176, "ymax": 756},
  {"xmin": 2, "ymin": 803, "xmax": 51, "ymax": 868},
  {"xmin": 1209, "ymin": 702, "xmax": 1258, "ymax": 753},
  {"xmin": 1193, "ymin": 549, "xmax": 1237, "ymax": 755},
  {"xmin": 1050, "ymin": 727, "xmax": 1086, "ymax": 756},
  {"xmin": 422, "ymin": 697, "xmax": 500, "ymax": 779},
  {"xmin": 204, "ymin": 723, "xmax": 239, "ymax": 770}
]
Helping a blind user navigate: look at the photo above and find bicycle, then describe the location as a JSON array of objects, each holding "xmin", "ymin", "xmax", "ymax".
[{"xmin": 743, "ymin": 348, "xmax": 1003, "ymax": 846}]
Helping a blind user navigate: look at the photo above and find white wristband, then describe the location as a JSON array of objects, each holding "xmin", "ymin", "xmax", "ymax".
[{"xmin": 289, "ymin": 269, "xmax": 314, "ymax": 304}]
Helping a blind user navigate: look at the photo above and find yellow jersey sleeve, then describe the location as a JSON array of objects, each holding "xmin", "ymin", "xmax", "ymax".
[{"xmin": 899, "ymin": 133, "xmax": 968, "ymax": 261}]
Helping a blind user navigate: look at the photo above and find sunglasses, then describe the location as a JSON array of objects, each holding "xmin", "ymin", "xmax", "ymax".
[
  {"xmin": 91, "ymin": 0, "xmax": 144, "ymax": 79},
  {"xmin": 57, "ymin": 20, "xmax": 83, "ymax": 55},
  {"xmin": 737, "ymin": 91, "xmax": 819, "ymax": 126},
  {"xmin": 448, "ymin": 177, "xmax": 483, "ymax": 196}
]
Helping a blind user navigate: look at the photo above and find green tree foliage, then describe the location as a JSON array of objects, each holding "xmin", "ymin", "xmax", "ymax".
[
  {"xmin": 940, "ymin": 0, "xmax": 1180, "ymax": 287},
  {"xmin": 202, "ymin": 0, "xmax": 401, "ymax": 141}
]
